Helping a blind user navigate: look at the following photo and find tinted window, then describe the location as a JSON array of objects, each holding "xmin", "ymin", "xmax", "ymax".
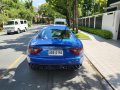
[
  {"xmin": 38, "ymin": 29, "xmax": 71, "ymax": 39},
  {"xmin": 24, "ymin": 21, "xmax": 27, "ymax": 24},
  {"xmin": 55, "ymin": 22, "xmax": 65, "ymax": 25},
  {"xmin": 20, "ymin": 21, "xmax": 24, "ymax": 24},
  {"xmin": 15, "ymin": 21, "xmax": 18, "ymax": 25},
  {"xmin": 5, "ymin": 21, "xmax": 14, "ymax": 25}
]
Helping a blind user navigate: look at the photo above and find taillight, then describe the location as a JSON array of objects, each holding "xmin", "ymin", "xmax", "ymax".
[
  {"xmin": 28, "ymin": 47, "xmax": 42, "ymax": 54},
  {"xmin": 69, "ymin": 48, "xmax": 83, "ymax": 55}
]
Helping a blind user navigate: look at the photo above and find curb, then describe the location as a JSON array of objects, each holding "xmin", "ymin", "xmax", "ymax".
[
  {"xmin": 0, "ymin": 54, "xmax": 26, "ymax": 79},
  {"xmin": 84, "ymin": 54, "xmax": 115, "ymax": 90}
]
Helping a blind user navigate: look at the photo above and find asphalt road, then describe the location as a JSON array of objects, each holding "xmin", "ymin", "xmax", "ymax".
[{"xmin": 0, "ymin": 25, "xmax": 109, "ymax": 90}]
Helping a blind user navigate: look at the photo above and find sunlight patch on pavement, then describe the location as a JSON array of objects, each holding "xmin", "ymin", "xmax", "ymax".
[
  {"xmin": 8, "ymin": 54, "xmax": 25, "ymax": 69},
  {"xmin": 0, "ymin": 54, "xmax": 26, "ymax": 80}
]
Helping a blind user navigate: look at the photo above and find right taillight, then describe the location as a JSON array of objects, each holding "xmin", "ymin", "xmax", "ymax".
[
  {"xmin": 28, "ymin": 47, "xmax": 42, "ymax": 54},
  {"xmin": 69, "ymin": 48, "xmax": 83, "ymax": 55}
]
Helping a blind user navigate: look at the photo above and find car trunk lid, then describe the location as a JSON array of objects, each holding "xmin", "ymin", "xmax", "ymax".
[{"xmin": 30, "ymin": 38, "xmax": 78, "ymax": 58}]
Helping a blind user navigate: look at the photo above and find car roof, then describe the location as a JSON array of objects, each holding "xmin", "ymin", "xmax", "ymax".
[{"xmin": 44, "ymin": 25, "xmax": 69, "ymax": 30}]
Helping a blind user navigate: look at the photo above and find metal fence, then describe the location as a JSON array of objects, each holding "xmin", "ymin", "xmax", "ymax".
[
  {"xmin": 95, "ymin": 15, "xmax": 102, "ymax": 29},
  {"xmin": 90, "ymin": 17, "xmax": 94, "ymax": 28},
  {"xmin": 78, "ymin": 15, "xmax": 103, "ymax": 29}
]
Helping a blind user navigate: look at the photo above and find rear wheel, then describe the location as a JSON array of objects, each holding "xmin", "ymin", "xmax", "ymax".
[
  {"xmin": 7, "ymin": 32, "xmax": 11, "ymax": 35},
  {"xmin": 24, "ymin": 27, "xmax": 27, "ymax": 32},
  {"xmin": 29, "ymin": 63, "xmax": 39, "ymax": 70},
  {"xmin": 17, "ymin": 28, "xmax": 20, "ymax": 34}
]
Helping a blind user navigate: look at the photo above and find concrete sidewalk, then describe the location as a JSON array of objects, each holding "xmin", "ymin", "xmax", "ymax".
[{"xmin": 81, "ymin": 31, "xmax": 120, "ymax": 89}]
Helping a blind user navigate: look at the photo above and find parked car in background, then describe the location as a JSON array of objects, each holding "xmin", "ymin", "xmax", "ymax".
[
  {"xmin": 3, "ymin": 19, "xmax": 28, "ymax": 34},
  {"xmin": 27, "ymin": 25, "xmax": 84, "ymax": 70},
  {"xmin": 54, "ymin": 18, "xmax": 67, "ymax": 25}
]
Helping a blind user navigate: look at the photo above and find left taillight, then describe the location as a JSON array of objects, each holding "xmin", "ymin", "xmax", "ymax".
[
  {"xmin": 69, "ymin": 48, "xmax": 83, "ymax": 55},
  {"xmin": 28, "ymin": 47, "xmax": 42, "ymax": 54}
]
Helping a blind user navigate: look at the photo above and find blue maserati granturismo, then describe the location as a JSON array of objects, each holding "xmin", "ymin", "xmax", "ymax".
[{"xmin": 27, "ymin": 25, "xmax": 84, "ymax": 70}]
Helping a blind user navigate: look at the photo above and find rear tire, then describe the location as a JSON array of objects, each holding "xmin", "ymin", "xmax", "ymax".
[
  {"xmin": 7, "ymin": 32, "xmax": 11, "ymax": 35},
  {"xmin": 24, "ymin": 27, "xmax": 27, "ymax": 32},
  {"xmin": 17, "ymin": 29, "xmax": 20, "ymax": 34},
  {"xmin": 29, "ymin": 63, "xmax": 39, "ymax": 70}
]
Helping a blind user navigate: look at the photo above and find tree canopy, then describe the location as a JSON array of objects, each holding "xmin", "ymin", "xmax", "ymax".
[
  {"xmin": 0, "ymin": 0, "xmax": 35, "ymax": 23},
  {"xmin": 38, "ymin": 2, "xmax": 65, "ymax": 19}
]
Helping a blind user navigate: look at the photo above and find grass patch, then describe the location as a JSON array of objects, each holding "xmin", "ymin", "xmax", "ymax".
[
  {"xmin": 75, "ymin": 32, "xmax": 90, "ymax": 40},
  {"xmin": 70, "ymin": 29, "xmax": 90, "ymax": 40}
]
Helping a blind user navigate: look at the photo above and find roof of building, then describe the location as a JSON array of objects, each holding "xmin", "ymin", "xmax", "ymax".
[{"xmin": 110, "ymin": 1, "xmax": 120, "ymax": 6}]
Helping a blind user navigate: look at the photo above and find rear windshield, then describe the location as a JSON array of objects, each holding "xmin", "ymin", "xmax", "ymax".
[
  {"xmin": 55, "ymin": 22, "xmax": 65, "ymax": 25},
  {"xmin": 4, "ymin": 21, "xmax": 14, "ymax": 25},
  {"xmin": 38, "ymin": 29, "xmax": 71, "ymax": 39}
]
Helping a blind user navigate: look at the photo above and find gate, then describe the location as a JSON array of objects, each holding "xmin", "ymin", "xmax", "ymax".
[{"xmin": 117, "ymin": 21, "xmax": 120, "ymax": 40}]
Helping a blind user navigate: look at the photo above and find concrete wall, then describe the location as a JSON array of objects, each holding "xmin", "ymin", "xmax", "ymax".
[
  {"xmin": 78, "ymin": 10, "xmax": 120, "ymax": 40},
  {"xmin": 102, "ymin": 10, "xmax": 120, "ymax": 40}
]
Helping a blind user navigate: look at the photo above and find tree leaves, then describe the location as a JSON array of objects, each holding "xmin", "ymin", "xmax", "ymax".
[{"xmin": 0, "ymin": 0, "xmax": 35, "ymax": 21}]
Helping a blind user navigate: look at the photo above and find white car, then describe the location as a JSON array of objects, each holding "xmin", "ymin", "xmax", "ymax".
[
  {"xmin": 3, "ymin": 19, "xmax": 28, "ymax": 34},
  {"xmin": 54, "ymin": 18, "xmax": 67, "ymax": 25}
]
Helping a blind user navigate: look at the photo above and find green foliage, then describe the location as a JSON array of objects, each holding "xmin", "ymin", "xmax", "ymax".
[
  {"xmin": 80, "ymin": 0, "xmax": 107, "ymax": 16},
  {"xmin": 46, "ymin": 0, "xmax": 76, "ymax": 26},
  {"xmin": 0, "ymin": 0, "xmax": 35, "ymax": 31},
  {"xmin": 0, "ymin": 0, "xmax": 35, "ymax": 21},
  {"xmin": 71, "ymin": 29, "xmax": 90, "ymax": 39},
  {"xmin": 0, "ymin": 14, "xmax": 8, "ymax": 24},
  {"xmin": 28, "ymin": 21, "xmax": 32, "ymax": 27},
  {"xmin": 79, "ymin": 26, "xmax": 113, "ymax": 39},
  {"xmin": 38, "ymin": 3, "xmax": 65, "ymax": 19},
  {"xmin": 75, "ymin": 32, "xmax": 90, "ymax": 40}
]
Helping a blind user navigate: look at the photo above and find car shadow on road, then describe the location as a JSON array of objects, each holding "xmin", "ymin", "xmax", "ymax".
[{"xmin": 0, "ymin": 59, "xmax": 105, "ymax": 90}]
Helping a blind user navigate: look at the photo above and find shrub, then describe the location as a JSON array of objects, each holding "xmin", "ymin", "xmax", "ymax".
[
  {"xmin": 28, "ymin": 21, "xmax": 32, "ymax": 27},
  {"xmin": 79, "ymin": 26, "xmax": 113, "ymax": 39}
]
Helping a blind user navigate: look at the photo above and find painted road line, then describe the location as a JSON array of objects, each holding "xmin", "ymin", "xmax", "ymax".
[
  {"xmin": 0, "ymin": 54, "xmax": 26, "ymax": 79},
  {"xmin": 8, "ymin": 54, "xmax": 26, "ymax": 69}
]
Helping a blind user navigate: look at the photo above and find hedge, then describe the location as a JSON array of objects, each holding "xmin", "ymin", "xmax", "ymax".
[{"xmin": 79, "ymin": 26, "xmax": 113, "ymax": 39}]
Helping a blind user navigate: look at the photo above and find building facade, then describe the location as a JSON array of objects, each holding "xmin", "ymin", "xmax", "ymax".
[{"xmin": 107, "ymin": 0, "xmax": 120, "ymax": 6}]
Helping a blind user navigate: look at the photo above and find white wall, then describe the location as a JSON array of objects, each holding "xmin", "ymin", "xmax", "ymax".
[
  {"xmin": 79, "ymin": 11, "xmax": 120, "ymax": 40},
  {"xmin": 102, "ymin": 12, "xmax": 115, "ymax": 32},
  {"xmin": 114, "ymin": 11, "xmax": 120, "ymax": 40},
  {"xmin": 102, "ymin": 10, "xmax": 120, "ymax": 40}
]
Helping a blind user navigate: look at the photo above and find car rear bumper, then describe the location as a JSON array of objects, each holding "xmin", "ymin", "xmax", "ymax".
[{"xmin": 27, "ymin": 55, "xmax": 84, "ymax": 65}]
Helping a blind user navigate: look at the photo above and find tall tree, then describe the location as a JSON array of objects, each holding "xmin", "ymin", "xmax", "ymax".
[{"xmin": 46, "ymin": 0, "xmax": 74, "ymax": 26}]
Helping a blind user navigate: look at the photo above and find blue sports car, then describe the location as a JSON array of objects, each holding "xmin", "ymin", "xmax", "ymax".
[{"xmin": 27, "ymin": 25, "xmax": 84, "ymax": 70}]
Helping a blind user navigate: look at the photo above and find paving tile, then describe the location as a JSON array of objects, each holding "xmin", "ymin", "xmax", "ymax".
[{"xmin": 81, "ymin": 31, "xmax": 120, "ymax": 89}]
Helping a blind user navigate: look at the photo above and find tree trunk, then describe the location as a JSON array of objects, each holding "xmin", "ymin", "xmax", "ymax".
[
  {"xmin": 75, "ymin": 0, "xmax": 78, "ymax": 33},
  {"xmin": 73, "ymin": 0, "xmax": 75, "ymax": 31},
  {"xmin": 66, "ymin": 0, "xmax": 70, "ymax": 26}
]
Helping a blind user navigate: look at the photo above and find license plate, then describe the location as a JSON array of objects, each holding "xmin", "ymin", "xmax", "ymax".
[{"xmin": 48, "ymin": 49, "xmax": 63, "ymax": 56}]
